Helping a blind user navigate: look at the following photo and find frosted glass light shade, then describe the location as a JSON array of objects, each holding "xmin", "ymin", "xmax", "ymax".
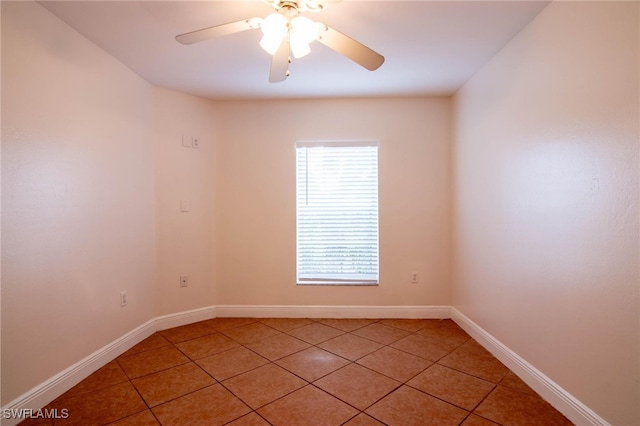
[
  {"xmin": 260, "ymin": 13, "xmax": 287, "ymax": 55},
  {"xmin": 290, "ymin": 38, "xmax": 311, "ymax": 58},
  {"xmin": 291, "ymin": 16, "xmax": 318, "ymax": 43},
  {"xmin": 258, "ymin": 12, "xmax": 322, "ymax": 57}
]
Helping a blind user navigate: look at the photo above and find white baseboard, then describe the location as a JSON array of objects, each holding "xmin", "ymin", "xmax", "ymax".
[
  {"xmin": 154, "ymin": 306, "xmax": 216, "ymax": 331},
  {"xmin": 450, "ymin": 307, "xmax": 609, "ymax": 426},
  {"xmin": 0, "ymin": 319, "xmax": 156, "ymax": 426},
  {"xmin": 215, "ymin": 304, "xmax": 451, "ymax": 319}
]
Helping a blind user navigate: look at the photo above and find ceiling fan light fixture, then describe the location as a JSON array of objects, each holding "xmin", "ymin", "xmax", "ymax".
[
  {"xmin": 291, "ymin": 16, "xmax": 318, "ymax": 43},
  {"xmin": 290, "ymin": 16, "xmax": 318, "ymax": 58},
  {"xmin": 290, "ymin": 39, "xmax": 311, "ymax": 58},
  {"xmin": 259, "ymin": 13, "xmax": 287, "ymax": 54},
  {"xmin": 260, "ymin": 34, "xmax": 284, "ymax": 55}
]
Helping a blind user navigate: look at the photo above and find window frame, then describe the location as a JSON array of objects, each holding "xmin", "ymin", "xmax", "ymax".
[{"xmin": 295, "ymin": 140, "xmax": 380, "ymax": 286}]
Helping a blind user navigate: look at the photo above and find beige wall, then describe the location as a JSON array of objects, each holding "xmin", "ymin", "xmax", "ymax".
[
  {"xmin": 452, "ymin": 2, "xmax": 639, "ymax": 425},
  {"xmin": 153, "ymin": 87, "xmax": 217, "ymax": 316},
  {"xmin": 214, "ymin": 98, "xmax": 452, "ymax": 307},
  {"xmin": 1, "ymin": 2, "xmax": 156, "ymax": 404}
]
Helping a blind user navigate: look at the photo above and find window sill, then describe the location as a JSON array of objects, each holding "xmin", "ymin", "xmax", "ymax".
[{"xmin": 296, "ymin": 281, "xmax": 379, "ymax": 286}]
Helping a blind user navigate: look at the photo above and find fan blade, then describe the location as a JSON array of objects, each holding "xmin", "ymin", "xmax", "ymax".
[
  {"xmin": 269, "ymin": 38, "xmax": 290, "ymax": 83},
  {"xmin": 317, "ymin": 25, "xmax": 384, "ymax": 71},
  {"xmin": 176, "ymin": 19, "xmax": 256, "ymax": 45}
]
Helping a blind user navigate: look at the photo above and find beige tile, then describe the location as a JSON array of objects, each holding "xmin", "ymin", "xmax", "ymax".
[
  {"xmin": 107, "ymin": 410, "xmax": 160, "ymax": 425},
  {"xmin": 257, "ymin": 318, "xmax": 314, "ymax": 332},
  {"xmin": 245, "ymin": 333, "xmax": 310, "ymax": 361},
  {"xmin": 286, "ymin": 322, "xmax": 345, "ymax": 344},
  {"xmin": 474, "ymin": 385, "xmax": 572, "ymax": 426},
  {"xmin": 417, "ymin": 321, "xmax": 471, "ymax": 347},
  {"xmin": 461, "ymin": 414, "xmax": 501, "ymax": 426},
  {"xmin": 204, "ymin": 317, "xmax": 257, "ymax": 331},
  {"xmin": 343, "ymin": 413, "xmax": 386, "ymax": 426},
  {"xmin": 366, "ymin": 385, "xmax": 469, "ymax": 426},
  {"xmin": 314, "ymin": 363, "xmax": 401, "ymax": 410},
  {"xmin": 196, "ymin": 346, "xmax": 269, "ymax": 381},
  {"xmin": 121, "ymin": 333, "xmax": 172, "ymax": 357},
  {"xmin": 257, "ymin": 385, "xmax": 359, "ymax": 426},
  {"xmin": 421, "ymin": 319, "xmax": 466, "ymax": 333},
  {"xmin": 175, "ymin": 332, "xmax": 240, "ymax": 359},
  {"xmin": 226, "ymin": 412, "xmax": 271, "ymax": 426},
  {"xmin": 352, "ymin": 323, "xmax": 410, "ymax": 345},
  {"xmin": 63, "ymin": 361, "xmax": 128, "ymax": 398},
  {"xmin": 159, "ymin": 321, "xmax": 216, "ymax": 343},
  {"xmin": 419, "ymin": 319, "xmax": 469, "ymax": 336},
  {"xmin": 152, "ymin": 384, "xmax": 251, "ymax": 426},
  {"xmin": 438, "ymin": 340, "xmax": 509, "ymax": 383},
  {"xmin": 390, "ymin": 333, "xmax": 457, "ymax": 361},
  {"xmin": 50, "ymin": 382, "xmax": 147, "ymax": 426},
  {"xmin": 276, "ymin": 347, "xmax": 350, "ymax": 382},
  {"xmin": 499, "ymin": 370, "xmax": 535, "ymax": 394},
  {"xmin": 379, "ymin": 319, "xmax": 429, "ymax": 332},
  {"xmin": 221, "ymin": 322, "xmax": 282, "ymax": 344},
  {"xmin": 117, "ymin": 346, "xmax": 190, "ymax": 379},
  {"xmin": 132, "ymin": 363, "xmax": 215, "ymax": 407},
  {"xmin": 357, "ymin": 346, "xmax": 432, "ymax": 382},
  {"xmin": 317, "ymin": 333, "xmax": 383, "ymax": 361},
  {"xmin": 317, "ymin": 318, "xmax": 377, "ymax": 332},
  {"xmin": 223, "ymin": 363, "xmax": 307, "ymax": 409},
  {"xmin": 408, "ymin": 364, "xmax": 495, "ymax": 410}
]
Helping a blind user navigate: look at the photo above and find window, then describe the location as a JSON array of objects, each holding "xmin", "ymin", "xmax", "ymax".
[{"xmin": 296, "ymin": 141, "xmax": 379, "ymax": 285}]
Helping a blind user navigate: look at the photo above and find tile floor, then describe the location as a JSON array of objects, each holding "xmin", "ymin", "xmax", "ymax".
[{"xmin": 22, "ymin": 318, "xmax": 573, "ymax": 425}]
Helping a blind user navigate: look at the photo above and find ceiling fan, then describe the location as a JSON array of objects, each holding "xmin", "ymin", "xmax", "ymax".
[{"xmin": 175, "ymin": 0, "xmax": 385, "ymax": 83}]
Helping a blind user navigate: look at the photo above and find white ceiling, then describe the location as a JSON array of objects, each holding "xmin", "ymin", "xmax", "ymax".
[{"xmin": 39, "ymin": 0, "xmax": 549, "ymax": 100}]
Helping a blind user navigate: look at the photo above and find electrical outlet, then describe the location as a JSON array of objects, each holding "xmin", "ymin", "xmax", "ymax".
[
  {"xmin": 192, "ymin": 137, "xmax": 200, "ymax": 149},
  {"xmin": 180, "ymin": 275, "xmax": 189, "ymax": 287},
  {"xmin": 411, "ymin": 272, "xmax": 419, "ymax": 283},
  {"xmin": 120, "ymin": 291, "xmax": 127, "ymax": 307}
]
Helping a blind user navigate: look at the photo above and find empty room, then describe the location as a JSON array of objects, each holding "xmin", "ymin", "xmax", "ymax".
[{"xmin": 2, "ymin": 1, "xmax": 638, "ymax": 425}]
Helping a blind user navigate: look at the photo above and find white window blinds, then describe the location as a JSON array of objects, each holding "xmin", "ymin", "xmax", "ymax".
[{"xmin": 296, "ymin": 141, "xmax": 379, "ymax": 285}]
